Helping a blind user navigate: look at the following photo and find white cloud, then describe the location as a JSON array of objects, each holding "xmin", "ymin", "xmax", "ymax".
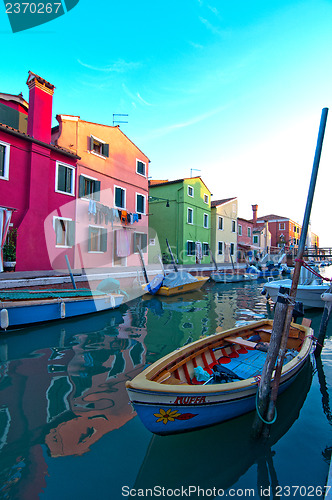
[{"xmin": 77, "ymin": 59, "xmax": 141, "ymax": 73}]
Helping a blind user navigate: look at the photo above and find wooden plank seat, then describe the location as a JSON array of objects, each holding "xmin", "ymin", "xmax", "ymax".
[{"xmin": 224, "ymin": 336, "xmax": 258, "ymax": 349}]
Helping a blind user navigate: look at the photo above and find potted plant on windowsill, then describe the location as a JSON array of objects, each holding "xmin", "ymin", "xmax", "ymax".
[{"xmin": 3, "ymin": 228, "xmax": 17, "ymax": 272}]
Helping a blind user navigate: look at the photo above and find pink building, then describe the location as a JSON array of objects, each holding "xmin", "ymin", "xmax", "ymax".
[
  {"xmin": 237, "ymin": 217, "xmax": 254, "ymax": 262},
  {"xmin": 51, "ymin": 115, "xmax": 150, "ymax": 270},
  {"xmin": 0, "ymin": 72, "xmax": 79, "ymax": 271}
]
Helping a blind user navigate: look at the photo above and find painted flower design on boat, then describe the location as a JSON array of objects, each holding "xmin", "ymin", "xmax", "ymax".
[{"xmin": 154, "ymin": 409, "xmax": 198, "ymax": 424}]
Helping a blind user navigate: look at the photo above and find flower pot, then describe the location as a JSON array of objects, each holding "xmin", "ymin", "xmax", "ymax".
[{"xmin": 3, "ymin": 261, "xmax": 16, "ymax": 272}]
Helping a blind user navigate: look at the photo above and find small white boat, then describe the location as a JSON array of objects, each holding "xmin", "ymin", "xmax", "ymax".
[
  {"xmin": 262, "ymin": 278, "xmax": 329, "ymax": 308},
  {"xmin": 210, "ymin": 272, "xmax": 257, "ymax": 283}
]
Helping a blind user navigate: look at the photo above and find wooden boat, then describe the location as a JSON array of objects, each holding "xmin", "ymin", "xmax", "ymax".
[
  {"xmin": 210, "ymin": 271, "xmax": 257, "ymax": 283},
  {"xmin": 0, "ymin": 288, "xmax": 124, "ymax": 330},
  {"xmin": 126, "ymin": 319, "xmax": 313, "ymax": 435},
  {"xmin": 262, "ymin": 278, "xmax": 330, "ymax": 308},
  {"xmin": 142, "ymin": 275, "xmax": 209, "ymax": 297}
]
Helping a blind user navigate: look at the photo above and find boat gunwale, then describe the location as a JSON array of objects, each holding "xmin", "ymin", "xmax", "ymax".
[
  {"xmin": 0, "ymin": 293, "xmax": 124, "ymax": 308},
  {"xmin": 126, "ymin": 320, "xmax": 313, "ymax": 395}
]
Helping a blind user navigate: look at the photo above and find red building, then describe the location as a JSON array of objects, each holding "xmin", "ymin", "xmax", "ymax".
[
  {"xmin": 0, "ymin": 72, "xmax": 79, "ymax": 271},
  {"xmin": 237, "ymin": 217, "xmax": 254, "ymax": 262}
]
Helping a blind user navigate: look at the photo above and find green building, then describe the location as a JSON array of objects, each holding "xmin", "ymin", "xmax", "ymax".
[{"xmin": 148, "ymin": 177, "xmax": 212, "ymax": 265}]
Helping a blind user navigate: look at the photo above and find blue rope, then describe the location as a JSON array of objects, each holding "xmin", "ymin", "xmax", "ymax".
[{"xmin": 255, "ymin": 389, "xmax": 277, "ymax": 425}]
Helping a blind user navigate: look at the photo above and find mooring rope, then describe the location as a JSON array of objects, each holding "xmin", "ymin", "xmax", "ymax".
[{"xmin": 295, "ymin": 258, "xmax": 332, "ymax": 282}]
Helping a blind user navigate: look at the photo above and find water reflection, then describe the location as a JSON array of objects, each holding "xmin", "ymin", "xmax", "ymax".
[{"xmin": 0, "ymin": 280, "xmax": 331, "ymax": 499}]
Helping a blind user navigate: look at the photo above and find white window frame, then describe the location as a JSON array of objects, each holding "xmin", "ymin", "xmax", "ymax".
[
  {"xmin": 90, "ymin": 134, "xmax": 108, "ymax": 159},
  {"xmin": 218, "ymin": 241, "xmax": 223, "ymax": 255},
  {"xmin": 188, "ymin": 185, "xmax": 194, "ymax": 197},
  {"xmin": 218, "ymin": 216, "xmax": 223, "ymax": 231},
  {"xmin": 88, "ymin": 225, "xmax": 106, "ymax": 253},
  {"xmin": 187, "ymin": 207, "xmax": 193, "ymax": 224},
  {"xmin": 204, "ymin": 193, "xmax": 209, "ymax": 204},
  {"xmin": 134, "ymin": 232, "xmax": 148, "ymax": 254},
  {"xmin": 253, "ymin": 235, "xmax": 259, "ymax": 244},
  {"xmin": 202, "ymin": 242, "xmax": 209, "ymax": 256},
  {"xmin": 230, "ymin": 243, "xmax": 235, "ymax": 256},
  {"xmin": 136, "ymin": 192, "xmax": 146, "ymax": 214},
  {"xmin": 53, "ymin": 216, "xmax": 73, "ymax": 248},
  {"xmin": 114, "ymin": 185, "xmax": 126, "ymax": 209},
  {"xmin": 203, "ymin": 213, "xmax": 209, "ymax": 229},
  {"xmin": 247, "ymin": 227, "xmax": 251, "ymax": 238},
  {"xmin": 0, "ymin": 140, "xmax": 10, "ymax": 181},
  {"xmin": 187, "ymin": 240, "xmax": 195, "ymax": 256},
  {"xmin": 55, "ymin": 162, "xmax": 75, "ymax": 196},
  {"xmin": 80, "ymin": 173, "xmax": 98, "ymax": 200},
  {"xmin": 238, "ymin": 224, "xmax": 242, "ymax": 236},
  {"xmin": 279, "ymin": 223, "xmax": 285, "ymax": 230},
  {"xmin": 136, "ymin": 159, "xmax": 146, "ymax": 177},
  {"xmin": 231, "ymin": 220, "xmax": 236, "ymax": 233}
]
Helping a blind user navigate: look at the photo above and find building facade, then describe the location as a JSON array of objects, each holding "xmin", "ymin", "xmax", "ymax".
[
  {"xmin": 237, "ymin": 217, "xmax": 254, "ymax": 262},
  {"xmin": 148, "ymin": 177, "xmax": 212, "ymax": 265},
  {"xmin": 210, "ymin": 198, "xmax": 238, "ymax": 264}
]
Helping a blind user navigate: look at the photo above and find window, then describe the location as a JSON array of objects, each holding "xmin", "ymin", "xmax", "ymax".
[
  {"xmin": 136, "ymin": 160, "xmax": 146, "ymax": 176},
  {"xmin": 79, "ymin": 175, "xmax": 100, "ymax": 201},
  {"xmin": 0, "ymin": 141, "xmax": 10, "ymax": 180},
  {"xmin": 188, "ymin": 185, "xmax": 194, "ymax": 197},
  {"xmin": 232, "ymin": 220, "xmax": 236, "ymax": 232},
  {"xmin": 136, "ymin": 193, "xmax": 146, "ymax": 214},
  {"xmin": 247, "ymin": 227, "xmax": 251, "ymax": 238},
  {"xmin": 218, "ymin": 242, "xmax": 223, "ymax": 255},
  {"xmin": 56, "ymin": 162, "xmax": 75, "ymax": 196},
  {"xmin": 88, "ymin": 226, "xmax": 107, "ymax": 252},
  {"xmin": 54, "ymin": 218, "xmax": 75, "ymax": 247},
  {"xmin": 230, "ymin": 243, "xmax": 235, "ymax": 256},
  {"xmin": 203, "ymin": 213, "xmax": 209, "ymax": 229},
  {"xmin": 90, "ymin": 135, "xmax": 109, "ymax": 157},
  {"xmin": 279, "ymin": 223, "xmax": 285, "ymax": 230},
  {"xmin": 202, "ymin": 242, "xmax": 209, "ymax": 256},
  {"xmin": 187, "ymin": 240, "xmax": 195, "ymax": 256},
  {"xmin": 218, "ymin": 217, "xmax": 223, "ymax": 230},
  {"xmin": 134, "ymin": 232, "xmax": 148, "ymax": 253},
  {"xmin": 114, "ymin": 186, "xmax": 126, "ymax": 209},
  {"xmin": 187, "ymin": 207, "xmax": 193, "ymax": 224},
  {"xmin": 253, "ymin": 235, "xmax": 259, "ymax": 244},
  {"xmin": 204, "ymin": 194, "xmax": 209, "ymax": 204},
  {"xmin": 238, "ymin": 225, "xmax": 242, "ymax": 236}
]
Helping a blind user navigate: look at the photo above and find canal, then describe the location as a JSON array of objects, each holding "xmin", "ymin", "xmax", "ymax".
[{"xmin": 0, "ymin": 277, "xmax": 331, "ymax": 499}]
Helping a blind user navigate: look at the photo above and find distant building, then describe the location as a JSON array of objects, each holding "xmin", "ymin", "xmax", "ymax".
[
  {"xmin": 210, "ymin": 198, "xmax": 238, "ymax": 263},
  {"xmin": 148, "ymin": 177, "xmax": 212, "ymax": 265},
  {"xmin": 237, "ymin": 217, "xmax": 254, "ymax": 262}
]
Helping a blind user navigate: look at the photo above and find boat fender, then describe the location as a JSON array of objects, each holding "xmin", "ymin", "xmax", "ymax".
[
  {"xmin": 110, "ymin": 294, "xmax": 115, "ymax": 308},
  {"xmin": 60, "ymin": 301, "xmax": 66, "ymax": 319},
  {"xmin": 0, "ymin": 309, "xmax": 9, "ymax": 330},
  {"xmin": 321, "ymin": 292, "xmax": 332, "ymax": 302}
]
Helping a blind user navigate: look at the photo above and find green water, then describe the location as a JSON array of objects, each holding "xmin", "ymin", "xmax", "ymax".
[{"xmin": 0, "ymin": 279, "xmax": 331, "ymax": 499}]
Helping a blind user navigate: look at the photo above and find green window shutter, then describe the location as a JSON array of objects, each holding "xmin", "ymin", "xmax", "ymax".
[
  {"xmin": 90, "ymin": 136, "xmax": 94, "ymax": 151},
  {"xmin": 79, "ymin": 175, "xmax": 85, "ymax": 198},
  {"xmin": 88, "ymin": 227, "xmax": 92, "ymax": 251},
  {"xmin": 101, "ymin": 228, "xmax": 107, "ymax": 252},
  {"xmin": 102, "ymin": 143, "xmax": 109, "ymax": 157},
  {"xmin": 94, "ymin": 180, "xmax": 101, "ymax": 201},
  {"xmin": 68, "ymin": 221, "xmax": 76, "ymax": 247},
  {"xmin": 57, "ymin": 165, "xmax": 66, "ymax": 191}
]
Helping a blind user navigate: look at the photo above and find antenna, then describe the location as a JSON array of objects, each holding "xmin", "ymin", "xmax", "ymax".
[
  {"xmin": 113, "ymin": 114, "xmax": 129, "ymax": 126},
  {"xmin": 190, "ymin": 168, "xmax": 201, "ymax": 177}
]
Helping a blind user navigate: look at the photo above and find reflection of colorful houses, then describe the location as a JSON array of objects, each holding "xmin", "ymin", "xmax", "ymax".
[
  {"xmin": 148, "ymin": 177, "xmax": 212, "ymax": 265},
  {"xmin": 0, "ymin": 72, "xmax": 79, "ymax": 271},
  {"xmin": 51, "ymin": 116, "xmax": 150, "ymax": 270},
  {"xmin": 211, "ymin": 198, "xmax": 238, "ymax": 264}
]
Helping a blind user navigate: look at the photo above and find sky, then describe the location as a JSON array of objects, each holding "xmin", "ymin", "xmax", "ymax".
[{"xmin": 1, "ymin": 0, "xmax": 332, "ymax": 245}]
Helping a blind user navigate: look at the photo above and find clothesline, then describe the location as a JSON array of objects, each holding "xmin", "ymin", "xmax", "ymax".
[{"xmin": 88, "ymin": 200, "xmax": 142, "ymax": 227}]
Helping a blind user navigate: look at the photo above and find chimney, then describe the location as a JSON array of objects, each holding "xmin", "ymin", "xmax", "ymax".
[
  {"xmin": 26, "ymin": 71, "xmax": 55, "ymax": 144},
  {"xmin": 252, "ymin": 204, "xmax": 258, "ymax": 225}
]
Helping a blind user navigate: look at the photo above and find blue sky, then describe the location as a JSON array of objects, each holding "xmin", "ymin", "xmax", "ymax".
[{"xmin": 1, "ymin": 0, "xmax": 332, "ymax": 245}]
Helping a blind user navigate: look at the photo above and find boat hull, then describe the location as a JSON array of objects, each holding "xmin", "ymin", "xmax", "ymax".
[
  {"xmin": 0, "ymin": 294, "xmax": 124, "ymax": 330},
  {"xmin": 143, "ymin": 276, "xmax": 209, "ymax": 296},
  {"xmin": 126, "ymin": 320, "xmax": 313, "ymax": 434},
  {"xmin": 263, "ymin": 279, "xmax": 329, "ymax": 308},
  {"xmin": 210, "ymin": 272, "xmax": 256, "ymax": 283}
]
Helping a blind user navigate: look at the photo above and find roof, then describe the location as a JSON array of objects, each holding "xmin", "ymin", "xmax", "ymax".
[
  {"xmin": 0, "ymin": 92, "xmax": 29, "ymax": 111},
  {"xmin": 256, "ymin": 214, "xmax": 288, "ymax": 222},
  {"xmin": 0, "ymin": 122, "xmax": 80, "ymax": 159},
  {"xmin": 237, "ymin": 216, "xmax": 253, "ymax": 224},
  {"xmin": 149, "ymin": 176, "xmax": 212, "ymax": 193},
  {"xmin": 211, "ymin": 197, "xmax": 237, "ymax": 207},
  {"xmin": 56, "ymin": 114, "xmax": 150, "ymax": 162},
  {"xmin": 26, "ymin": 71, "xmax": 55, "ymax": 91}
]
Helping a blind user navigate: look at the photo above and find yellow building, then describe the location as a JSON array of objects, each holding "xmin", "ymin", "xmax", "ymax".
[{"xmin": 211, "ymin": 198, "xmax": 238, "ymax": 263}]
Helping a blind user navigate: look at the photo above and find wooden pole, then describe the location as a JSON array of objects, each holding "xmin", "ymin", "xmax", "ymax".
[
  {"xmin": 65, "ymin": 254, "xmax": 77, "ymax": 290},
  {"xmin": 166, "ymin": 238, "xmax": 178, "ymax": 272},
  {"xmin": 252, "ymin": 107, "xmax": 328, "ymax": 438},
  {"xmin": 137, "ymin": 246, "xmax": 149, "ymax": 283},
  {"xmin": 208, "ymin": 244, "xmax": 219, "ymax": 272}
]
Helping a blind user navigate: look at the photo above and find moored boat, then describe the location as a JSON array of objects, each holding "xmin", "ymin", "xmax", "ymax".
[
  {"xmin": 0, "ymin": 288, "xmax": 124, "ymax": 330},
  {"xmin": 262, "ymin": 278, "xmax": 330, "ymax": 308},
  {"xmin": 126, "ymin": 319, "xmax": 313, "ymax": 435},
  {"xmin": 142, "ymin": 271, "xmax": 209, "ymax": 297},
  {"xmin": 210, "ymin": 271, "xmax": 257, "ymax": 283}
]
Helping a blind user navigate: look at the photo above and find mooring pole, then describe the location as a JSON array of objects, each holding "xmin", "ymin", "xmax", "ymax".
[
  {"xmin": 208, "ymin": 244, "xmax": 219, "ymax": 272},
  {"xmin": 166, "ymin": 238, "xmax": 178, "ymax": 272},
  {"xmin": 253, "ymin": 107, "xmax": 328, "ymax": 438},
  {"xmin": 137, "ymin": 246, "xmax": 149, "ymax": 284}
]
